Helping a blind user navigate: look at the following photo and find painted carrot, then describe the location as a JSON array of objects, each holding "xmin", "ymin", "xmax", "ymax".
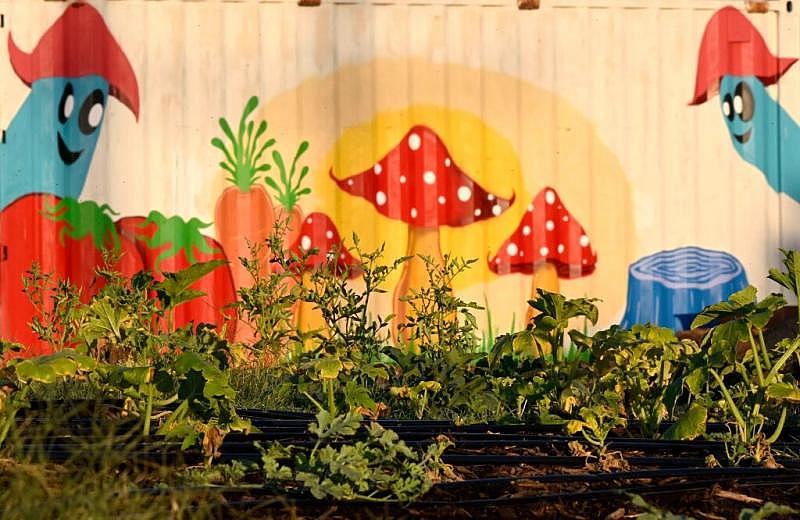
[{"xmin": 212, "ymin": 96, "xmax": 276, "ymax": 344}]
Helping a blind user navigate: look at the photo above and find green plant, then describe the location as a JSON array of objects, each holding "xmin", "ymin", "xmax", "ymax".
[
  {"xmin": 489, "ymin": 291, "xmax": 599, "ymax": 423},
  {"xmin": 256, "ymin": 410, "xmax": 453, "ymax": 502},
  {"xmin": 566, "ymin": 390, "xmax": 626, "ymax": 452},
  {"xmin": 691, "ymin": 286, "xmax": 800, "ymax": 464}
]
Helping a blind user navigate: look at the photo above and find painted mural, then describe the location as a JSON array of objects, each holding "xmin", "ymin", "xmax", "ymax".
[{"xmin": 1, "ymin": 1, "xmax": 797, "ymax": 357}]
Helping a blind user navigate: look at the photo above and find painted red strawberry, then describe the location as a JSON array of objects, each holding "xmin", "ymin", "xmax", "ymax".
[
  {"xmin": 0, "ymin": 194, "xmax": 143, "ymax": 358},
  {"xmin": 115, "ymin": 211, "xmax": 237, "ymax": 340}
]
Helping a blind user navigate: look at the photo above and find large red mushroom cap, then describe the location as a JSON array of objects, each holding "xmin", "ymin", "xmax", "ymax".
[
  {"xmin": 330, "ymin": 125, "xmax": 515, "ymax": 228},
  {"xmin": 287, "ymin": 212, "xmax": 361, "ymax": 278},
  {"xmin": 488, "ymin": 187, "xmax": 596, "ymax": 278},
  {"xmin": 690, "ymin": 6, "xmax": 797, "ymax": 106},
  {"xmin": 8, "ymin": 1, "xmax": 140, "ymax": 119}
]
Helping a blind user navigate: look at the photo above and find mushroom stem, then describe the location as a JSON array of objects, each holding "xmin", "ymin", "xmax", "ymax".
[
  {"xmin": 526, "ymin": 262, "xmax": 560, "ymax": 324},
  {"xmin": 393, "ymin": 226, "xmax": 444, "ymax": 343}
]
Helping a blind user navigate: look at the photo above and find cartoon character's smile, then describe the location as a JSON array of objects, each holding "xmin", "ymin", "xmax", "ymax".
[
  {"xmin": 57, "ymin": 132, "xmax": 82, "ymax": 165},
  {"xmin": 734, "ymin": 128, "xmax": 752, "ymax": 144}
]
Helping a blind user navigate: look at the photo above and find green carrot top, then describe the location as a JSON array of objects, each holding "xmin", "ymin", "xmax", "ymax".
[
  {"xmin": 265, "ymin": 140, "xmax": 312, "ymax": 211},
  {"xmin": 211, "ymin": 96, "xmax": 276, "ymax": 193}
]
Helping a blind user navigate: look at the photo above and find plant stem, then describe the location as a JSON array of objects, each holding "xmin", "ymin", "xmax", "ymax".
[
  {"xmin": 709, "ymin": 369, "xmax": 747, "ymax": 442},
  {"xmin": 766, "ymin": 407, "xmax": 788, "ymax": 444},
  {"xmin": 757, "ymin": 329, "xmax": 772, "ymax": 371},
  {"xmin": 748, "ymin": 328, "xmax": 766, "ymax": 387},
  {"xmin": 143, "ymin": 369, "xmax": 154, "ymax": 437}
]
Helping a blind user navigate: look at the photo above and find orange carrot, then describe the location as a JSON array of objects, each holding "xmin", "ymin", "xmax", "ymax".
[{"xmin": 212, "ymin": 96, "xmax": 276, "ymax": 344}]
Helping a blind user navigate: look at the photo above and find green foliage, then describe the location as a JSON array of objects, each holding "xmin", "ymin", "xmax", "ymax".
[
  {"xmin": 212, "ymin": 95, "xmax": 275, "ymax": 192},
  {"xmin": 256, "ymin": 410, "xmax": 452, "ymax": 502},
  {"xmin": 629, "ymin": 494, "xmax": 799, "ymax": 520},
  {"xmin": 690, "ymin": 285, "xmax": 800, "ymax": 464}
]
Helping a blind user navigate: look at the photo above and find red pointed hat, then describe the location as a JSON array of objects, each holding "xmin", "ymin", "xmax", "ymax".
[
  {"xmin": 8, "ymin": 1, "xmax": 139, "ymax": 119},
  {"xmin": 690, "ymin": 6, "xmax": 796, "ymax": 105}
]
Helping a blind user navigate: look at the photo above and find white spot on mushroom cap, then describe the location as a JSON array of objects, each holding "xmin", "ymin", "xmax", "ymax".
[
  {"xmin": 411, "ymin": 208, "xmax": 418, "ymax": 218},
  {"xmin": 400, "ymin": 175, "xmax": 407, "ymax": 184},
  {"xmin": 445, "ymin": 157, "xmax": 451, "ymax": 167},
  {"xmin": 579, "ymin": 235, "xmax": 590, "ymax": 247},
  {"xmin": 301, "ymin": 236, "xmax": 311, "ymax": 251},
  {"xmin": 557, "ymin": 243, "xmax": 565, "ymax": 254},
  {"xmin": 545, "ymin": 190, "xmax": 556, "ymax": 205},
  {"xmin": 563, "ymin": 215, "xmax": 569, "ymax": 222},
  {"xmin": 423, "ymin": 171, "xmax": 436, "ymax": 185},
  {"xmin": 347, "ymin": 179, "xmax": 354, "ymax": 186},
  {"xmin": 527, "ymin": 204, "xmax": 534, "ymax": 212},
  {"xmin": 457, "ymin": 186, "xmax": 472, "ymax": 202},
  {"xmin": 306, "ymin": 217, "xmax": 313, "ymax": 224},
  {"xmin": 373, "ymin": 163, "xmax": 382, "ymax": 175},
  {"xmin": 506, "ymin": 243, "xmax": 519, "ymax": 256},
  {"xmin": 522, "ymin": 225, "xmax": 531, "ymax": 236},
  {"xmin": 545, "ymin": 220, "xmax": 554, "ymax": 231},
  {"xmin": 376, "ymin": 191, "xmax": 387, "ymax": 206},
  {"xmin": 487, "ymin": 194, "xmax": 495, "ymax": 201},
  {"xmin": 408, "ymin": 133, "xmax": 421, "ymax": 151},
  {"xmin": 474, "ymin": 208, "xmax": 482, "ymax": 217},
  {"xmin": 492, "ymin": 204, "xmax": 502, "ymax": 216},
  {"xmin": 540, "ymin": 246, "xmax": 549, "ymax": 256},
  {"xmin": 438, "ymin": 195, "xmax": 446, "ymax": 205},
  {"xmin": 326, "ymin": 230, "xmax": 334, "ymax": 240}
]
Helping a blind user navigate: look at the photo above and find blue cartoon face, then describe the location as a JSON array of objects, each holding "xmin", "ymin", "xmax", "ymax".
[
  {"xmin": 44, "ymin": 76, "xmax": 108, "ymax": 171},
  {"xmin": 0, "ymin": 75, "xmax": 109, "ymax": 209},
  {"xmin": 718, "ymin": 75, "xmax": 762, "ymax": 165}
]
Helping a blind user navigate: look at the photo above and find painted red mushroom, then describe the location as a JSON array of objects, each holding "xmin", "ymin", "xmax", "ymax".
[
  {"xmin": 330, "ymin": 125, "xmax": 515, "ymax": 338},
  {"xmin": 488, "ymin": 186, "xmax": 596, "ymax": 323},
  {"xmin": 287, "ymin": 212, "xmax": 361, "ymax": 342}
]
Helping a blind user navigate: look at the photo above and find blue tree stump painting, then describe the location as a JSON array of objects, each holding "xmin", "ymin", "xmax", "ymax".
[{"xmin": 620, "ymin": 246, "xmax": 748, "ymax": 331}]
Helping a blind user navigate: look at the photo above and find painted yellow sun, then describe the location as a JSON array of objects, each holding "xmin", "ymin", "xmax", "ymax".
[{"xmin": 260, "ymin": 59, "xmax": 635, "ymax": 330}]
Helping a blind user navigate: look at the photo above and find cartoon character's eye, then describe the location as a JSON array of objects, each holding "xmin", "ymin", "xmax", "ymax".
[
  {"xmin": 78, "ymin": 90, "xmax": 105, "ymax": 135},
  {"xmin": 735, "ymin": 82, "xmax": 755, "ymax": 122},
  {"xmin": 58, "ymin": 83, "xmax": 75, "ymax": 124},
  {"xmin": 722, "ymin": 94, "xmax": 734, "ymax": 121}
]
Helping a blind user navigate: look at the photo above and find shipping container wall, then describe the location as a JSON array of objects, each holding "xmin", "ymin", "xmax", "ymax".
[{"xmin": 1, "ymin": 0, "xmax": 798, "ymax": 354}]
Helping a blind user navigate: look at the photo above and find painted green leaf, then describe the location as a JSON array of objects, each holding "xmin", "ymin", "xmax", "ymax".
[
  {"xmin": 139, "ymin": 211, "xmax": 219, "ymax": 271},
  {"xmin": 663, "ymin": 403, "xmax": 707, "ymax": 440},
  {"xmin": 44, "ymin": 198, "xmax": 121, "ymax": 252}
]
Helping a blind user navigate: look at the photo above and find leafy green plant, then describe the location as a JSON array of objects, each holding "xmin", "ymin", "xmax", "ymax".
[
  {"xmin": 691, "ymin": 286, "xmax": 800, "ymax": 464},
  {"xmin": 489, "ymin": 291, "xmax": 599, "ymax": 423},
  {"xmin": 566, "ymin": 390, "xmax": 626, "ymax": 452},
  {"xmin": 256, "ymin": 410, "xmax": 452, "ymax": 502}
]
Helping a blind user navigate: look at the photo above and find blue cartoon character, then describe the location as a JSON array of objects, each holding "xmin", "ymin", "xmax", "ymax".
[
  {"xmin": 0, "ymin": 1, "xmax": 139, "ymax": 210},
  {"xmin": 691, "ymin": 6, "xmax": 800, "ymax": 202}
]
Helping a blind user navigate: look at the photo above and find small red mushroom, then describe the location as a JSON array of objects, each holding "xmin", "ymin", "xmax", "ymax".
[
  {"xmin": 488, "ymin": 186, "xmax": 596, "ymax": 323},
  {"xmin": 287, "ymin": 212, "xmax": 361, "ymax": 342},
  {"xmin": 330, "ymin": 125, "xmax": 515, "ymax": 338}
]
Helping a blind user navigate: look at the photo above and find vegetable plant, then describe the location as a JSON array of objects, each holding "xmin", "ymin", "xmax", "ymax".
[
  {"xmin": 691, "ymin": 286, "xmax": 800, "ymax": 464},
  {"xmin": 256, "ymin": 410, "xmax": 452, "ymax": 502}
]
